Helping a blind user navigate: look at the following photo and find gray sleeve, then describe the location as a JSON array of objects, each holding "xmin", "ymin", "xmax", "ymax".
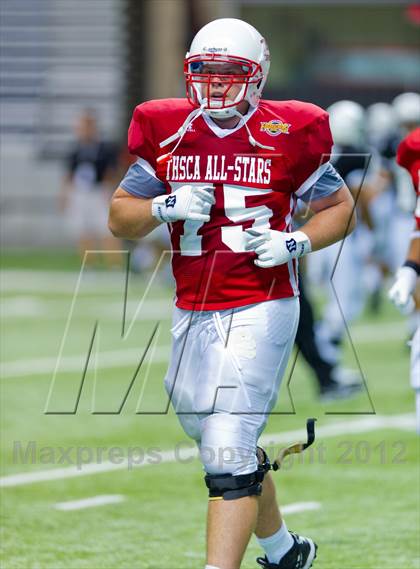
[
  {"xmin": 120, "ymin": 158, "xmax": 166, "ymax": 199},
  {"xmin": 298, "ymin": 162, "xmax": 345, "ymax": 203}
]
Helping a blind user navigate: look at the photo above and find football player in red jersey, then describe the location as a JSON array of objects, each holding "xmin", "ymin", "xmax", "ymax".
[
  {"xmin": 389, "ymin": 126, "xmax": 420, "ymax": 434},
  {"xmin": 109, "ymin": 18, "xmax": 356, "ymax": 569}
]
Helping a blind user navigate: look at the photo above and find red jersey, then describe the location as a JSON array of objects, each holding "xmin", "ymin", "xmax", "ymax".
[
  {"xmin": 397, "ymin": 127, "xmax": 420, "ymax": 231},
  {"xmin": 128, "ymin": 98, "xmax": 333, "ymax": 310}
]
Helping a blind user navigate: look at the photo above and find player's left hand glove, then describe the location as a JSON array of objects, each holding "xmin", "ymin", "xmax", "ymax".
[
  {"xmin": 245, "ymin": 228, "xmax": 312, "ymax": 268},
  {"xmin": 388, "ymin": 266, "xmax": 417, "ymax": 314}
]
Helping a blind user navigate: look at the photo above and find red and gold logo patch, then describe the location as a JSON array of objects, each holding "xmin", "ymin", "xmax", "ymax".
[{"xmin": 260, "ymin": 120, "xmax": 291, "ymax": 136}]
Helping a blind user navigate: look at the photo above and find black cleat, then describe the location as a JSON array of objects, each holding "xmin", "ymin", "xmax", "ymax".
[
  {"xmin": 256, "ymin": 532, "xmax": 317, "ymax": 569},
  {"xmin": 320, "ymin": 368, "xmax": 362, "ymax": 402},
  {"xmin": 319, "ymin": 378, "xmax": 362, "ymax": 402}
]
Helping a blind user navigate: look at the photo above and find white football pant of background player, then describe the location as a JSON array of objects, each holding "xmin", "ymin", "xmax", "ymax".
[
  {"xmin": 307, "ymin": 228, "xmax": 371, "ymax": 365},
  {"xmin": 389, "ymin": 264, "xmax": 420, "ymax": 434},
  {"xmin": 410, "ymin": 326, "xmax": 420, "ymax": 434}
]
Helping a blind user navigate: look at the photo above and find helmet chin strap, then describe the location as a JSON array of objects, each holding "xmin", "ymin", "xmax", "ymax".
[
  {"xmin": 199, "ymin": 86, "xmax": 275, "ymax": 151},
  {"xmin": 158, "ymin": 97, "xmax": 275, "ymax": 161},
  {"xmin": 158, "ymin": 102, "xmax": 206, "ymax": 151},
  {"xmin": 229, "ymin": 109, "xmax": 275, "ymax": 151}
]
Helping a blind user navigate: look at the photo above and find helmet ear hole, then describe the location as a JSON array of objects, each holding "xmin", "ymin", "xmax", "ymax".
[{"xmin": 257, "ymin": 79, "xmax": 262, "ymax": 89}]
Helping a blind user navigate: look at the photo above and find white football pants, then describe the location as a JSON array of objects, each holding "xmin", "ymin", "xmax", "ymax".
[
  {"xmin": 411, "ymin": 322, "xmax": 420, "ymax": 391},
  {"xmin": 411, "ymin": 324, "xmax": 420, "ymax": 435},
  {"xmin": 164, "ymin": 297, "xmax": 300, "ymax": 476},
  {"xmin": 308, "ymin": 228, "xmax": 370, "ymax": 365}
]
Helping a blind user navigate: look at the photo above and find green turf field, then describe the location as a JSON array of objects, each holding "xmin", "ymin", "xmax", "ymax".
[{"xmin": 1, "ymin": 251, "xmax": 419, "ymax": 569}]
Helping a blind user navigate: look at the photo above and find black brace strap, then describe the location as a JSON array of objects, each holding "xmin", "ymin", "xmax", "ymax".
[
  {"xmin": 272, "ymin": 418, "xmax": 317, "ymax": 471},
  {"xmin": 205, "ymin": 469, "xmax": 265, "ymax": 501},
  {"xmin": 204, "ymin": 418, "xmax": 317, "ymax": 499},
  {"xmin": 205, "ymin": 447, "xmax": 271, "ymax": 501}
]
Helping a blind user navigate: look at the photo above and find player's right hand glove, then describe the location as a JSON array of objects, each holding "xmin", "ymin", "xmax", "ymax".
[
  {"xmin": 388, "ymin": 266, "xmax": 417, "ymax": 314},
  {"xmin": 152, "ymin": 184, "xmax": 215, "ymax": 223}
]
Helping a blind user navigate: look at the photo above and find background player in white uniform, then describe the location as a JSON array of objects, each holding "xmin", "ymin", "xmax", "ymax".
[
  {"xmin": 380, "ymin": 93, "xmax": 420, "ymax": 272},
  {"xmin": 388, "ymin": 126, "xmax": 420, "ymax": 434},
  {"xmin": 109, "ymin": 19, "xmax": 356, "ymax": 569},
  {"xmin": 378, "ymin": 93, "xmax": 420, "ymax": 345},
  {"xmin": 308, "ymin": 101, "xmax": 378, "ymax": 368}
]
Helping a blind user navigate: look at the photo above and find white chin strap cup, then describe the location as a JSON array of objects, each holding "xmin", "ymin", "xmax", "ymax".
[
  {"xmin": 195, "ymin": 84, "xmax": 246, "ymax": 119},
  {"xmin": 206, "ymin": 106, "xmax": 238, "ymax": 119}
]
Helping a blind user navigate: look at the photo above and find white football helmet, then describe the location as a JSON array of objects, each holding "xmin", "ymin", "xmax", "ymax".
[
  {"xmin": 184, "ymin": 18, "xmax": 270, "ymax": 119},
  {"xmin": 327, "ymin": 100, "xmax": 366, "ymax": 147},
  {"xmin": 392, "ymin": 92, "xmax": 420, "ymax": 127},
  {"xmin": 366, "ymin": 102, "xmax": 397, "ymax": 146}
]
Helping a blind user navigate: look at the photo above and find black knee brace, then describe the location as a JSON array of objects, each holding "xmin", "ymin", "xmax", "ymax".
[
  {"xmin": 205, "ymin": 447, "xmax": 271, "ymax": 501},
  {"xmin": 204, "ymin": 419, "xmax": 317, "ymax": 499}
]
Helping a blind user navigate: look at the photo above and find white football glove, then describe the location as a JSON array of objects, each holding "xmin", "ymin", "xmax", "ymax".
[
  {"xmin": 245, "ymin": 228, "xmax": 312, "ymax": 268},
  {"xmin": 152, "ymin": 184, "xmax": 215, "ymax": 223},
  {"xmin": 388, "ymin": 266, "xmax": 417, "ymax": 314}
]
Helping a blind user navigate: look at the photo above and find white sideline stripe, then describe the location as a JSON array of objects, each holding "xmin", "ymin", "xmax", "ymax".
[
  {"xmin": 0, "ymin": 297, "xmax": 172, "ymax": 320},
  {"xmin": 0, "ymin": 320, "xmax": 407, "ymax": 379},
  {"xmin": 53, "ymin": 494, "xmax": 125, "ymax": 511},
  {"xmin": 1, "ymin": 271, "xmax": 124, "ymax": 293},
  {"xmin": 1, "ymin": 270, "xmax": 170, "ymax": 294},
  {"xmin": 53, "ymin": 496, "xmax": 311, "ymax": 516},
  {"xmin": 1, "ymin": 300, "xmax": 407, "ymax": 342},
  {"xmin": 0, "ymin": 413, "xmax": 414, "ymax": 488},
  {"xmin": 1, "ymin": 346, "xmax": 171, "ymax": 378},
  {"xmin": 1, "ymin": 290, "xmax": 407, "ymax": 343},
  {"xmin": 282, "ymin": 501, "xmax": 321, "ymax": 515}
]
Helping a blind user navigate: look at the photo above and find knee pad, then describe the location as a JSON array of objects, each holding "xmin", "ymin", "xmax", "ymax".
[
  {"xmin": 204, "ymin": 446, "xmax": 271, "ymax": 501},
  {"xmin": 199, "ymin": 413, "xmax": 258, "ymax": 475}
]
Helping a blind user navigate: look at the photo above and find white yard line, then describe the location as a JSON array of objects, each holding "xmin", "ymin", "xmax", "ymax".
[
  {"xmin": 53, "ymin": 494, "xmax": 125, "ymax": 511},
  {"xmin": 0, "ymin": 291, "xmax": 405, "ymax": 335},
  {"xmin": 0, "ymin": 297, "xmax": 172, "ymax": 320},
  {"xmin": 1, "ymin": 447, "xmax": 196, "ymax": 488},
  {"xmin": 2, "ymin": 269, "xmax": 123, "ymax": 289},
  {"xmin": 282, "ymin": 501, "xmax": 321, "ymax": 515},
  {"xmin": 0, "ymin": 318, "xmax": 407, "ymax": 379},
  {"xmin": 52, "ymin": 494, "xmax": 318, "ymax": 514},
  {"xmin": 1, "ymin": 346, "xmax": 171, "ymax": 378},
  {"xmin": 0, "ymin": 413, "xmax": 415, "ymax": 488},
  {"xmin": 1, "ymin": 269, "xmax": 169, "ymax": 294},
  {"xmin": 1, "ymin": 273, "xmax": 120, "ymax": 294},
  {"xmin": 1, "ymin": 297, "xmax": 48, "ymax": 317}
]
